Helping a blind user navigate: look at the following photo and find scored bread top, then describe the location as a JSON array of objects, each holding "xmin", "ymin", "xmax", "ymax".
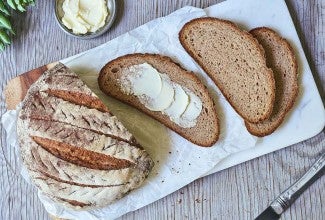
[
  {"xmin": 17, "ymin": 63, "xmax": 154, "ymax": 210},
  {"xmin": 179, "ymin": 17, "xmax": 276, "ymax": 123},
  {"xmin": 245, "ymin": 27, "xmax": 299, "ymax": 136},
  {"xmin": 98, "ymin": 53, "xmax": 219, "ymax": 147}
]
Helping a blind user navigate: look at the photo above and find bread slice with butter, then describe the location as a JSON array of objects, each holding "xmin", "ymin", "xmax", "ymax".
[
  {"xmin": 245, "ymin": 27, "xmax": 299, "ymax": 136},
  {"xmin": 179, "ymin": 17, "xmax": 276, "ymax": 123},
  {"xmin": 98, "ymin": 53, "xmax": 219, "ymax": 147}
]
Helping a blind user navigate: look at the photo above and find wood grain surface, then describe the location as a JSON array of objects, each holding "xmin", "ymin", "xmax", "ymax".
[
  {"xmin": 0, "ymin": 1, "xmax": 324, "ymax": 220},
  {"xmin": 4, "ymin": 62, "xmax": 58, "ymax": 110}
]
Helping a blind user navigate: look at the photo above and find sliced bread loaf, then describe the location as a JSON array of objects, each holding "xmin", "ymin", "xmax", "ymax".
[
  {"xmin": 98, "ymin": 53, "xmax": 219, "ymax": 147},
  {"xmin": 245, "ymin": 27, "xmax": 298, "ymax": 136},
  {"xmin": 179, "ymin": 17, "xmax": 276, "ymax": 123}
]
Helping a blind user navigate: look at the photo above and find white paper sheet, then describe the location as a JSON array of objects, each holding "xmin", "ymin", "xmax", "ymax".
[{"xmin": 1, "ymin": 6, "xmax": 258, "ymax": 220}]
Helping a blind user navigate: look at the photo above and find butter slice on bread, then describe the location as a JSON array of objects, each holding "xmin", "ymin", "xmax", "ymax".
[
  {"xmin": 179, "ymin": 17, "xmax": 276, "ymax": 123},
  {"xmin": 245, "ymin": 27, "xmax": 299, "ymax": 136},
  {"xmin": 98, "ymin": 53, "xmax": 219, "ymax": 147}
]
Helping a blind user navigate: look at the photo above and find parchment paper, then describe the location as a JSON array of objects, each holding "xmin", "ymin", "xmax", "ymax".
[{"xmin": 2, "ymin": 6, "xmax": 257, "ymax": 220}]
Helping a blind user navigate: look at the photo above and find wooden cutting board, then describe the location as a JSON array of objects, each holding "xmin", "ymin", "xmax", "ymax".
[{"xmin": 4, "ymin": 62, "xmax": 58, "ymax": 110}]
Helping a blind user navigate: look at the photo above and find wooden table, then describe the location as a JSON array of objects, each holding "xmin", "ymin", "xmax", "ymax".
[{"xmin": 0, "ymin": 1, "xmax": 324, "ymax": 219}]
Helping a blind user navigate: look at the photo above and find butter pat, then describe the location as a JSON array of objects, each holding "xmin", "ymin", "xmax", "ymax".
[
  {"xmin": 61, "ymin": 0, "xmax": 108, "ymax": 34},
  {"xmin": 164, "ymin": 84, "xmax": 189, "ymax": 120},
  {"xmin": 174, "ymin": 89, "xmax": 203, "ymax": 128},
  {"xmin": 145, "ymin": 75, "xmax": 174, "ymax": 111},
  {"xmin": 126, "ymin": 63, "xmax": 162, "ymax": 99},
  {"xmin": 120, "ymin": 63, "xmax": 203, "ymax": 128}
]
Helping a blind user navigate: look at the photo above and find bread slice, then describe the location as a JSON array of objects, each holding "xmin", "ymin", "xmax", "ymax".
[
  {"xmin": 17, "ymin": 63, "xmax": 154, "ymax": 210},
  {"xmin": 245, "ymin": 27, "xmax": 298, "ymax": 136},
  {"xmin": 98, "ymin": 53, "xmax": 219, "ymax": 147},
  {"xmin": 179, "ymin": 17, "xmax": 276, "ymax": 123}
]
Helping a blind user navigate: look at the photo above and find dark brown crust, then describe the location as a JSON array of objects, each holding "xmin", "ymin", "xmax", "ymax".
[
  {"xmin": 244, "ymin": 27, "xmax": 299, "ymax": 137},
  {"xmin": 46, "ymin": 89, "xmax": 110, "ymax": 113},
  {"xmin": 54, "ymin": 197, "xmax": 91, "ymax": 208},
  {"xmin": 98, "ymin": 53, "xmax": 219, "ymax": 147},
  {"xmin": 28, "ymin": 115, "xmax": 141, "ymax": 147},
  {"xmin": 179, "ymin": 17, "xmax": 276, "ymax": 123},
  {"xmin": 32, "ymin": 136, "xmax": 135, "ymax": 170}
]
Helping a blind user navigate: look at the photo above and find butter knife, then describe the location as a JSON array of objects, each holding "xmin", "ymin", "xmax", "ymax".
[{"xmin": 255, "ymin": 152, "xmax": 325, "ymax": 220}]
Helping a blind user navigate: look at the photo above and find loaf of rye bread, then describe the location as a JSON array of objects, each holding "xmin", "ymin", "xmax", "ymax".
[
  {"xmin": 245, "ymin": 27, "xmax": 299, "ymax": 136},
  {"xmin": 98, "ymin": 53, "xmax": 219, "ymax": 147},
  {"xmin": 17, "ymin": 63, "xmax": 154, "ymax": 210},
  {"xmin": 179, "ymin": 17, "xmax": 276, "ymax": 123}
]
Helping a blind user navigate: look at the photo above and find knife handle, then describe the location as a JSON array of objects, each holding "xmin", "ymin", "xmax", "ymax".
[{"xmin": 270, "ymin": 152, "xmax": 325, "ymax": 215}]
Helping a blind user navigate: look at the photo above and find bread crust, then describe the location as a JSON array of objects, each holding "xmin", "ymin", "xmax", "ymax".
[
  {"xmin": 245, "ymin": 27, "xmax": 299, "ymax": 136},
  {"xmin": 17, "ymin": 63, "xmax": 154, "ymax": 210},
  {"xmin": 99, "ymin": 53, "xmax": 219, "ymax": 147},
  {"xmin": 179, "ymin": 17, "xmax": 276, "ymax": 123}
]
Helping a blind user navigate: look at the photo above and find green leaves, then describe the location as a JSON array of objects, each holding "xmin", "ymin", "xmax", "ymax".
[
  {"xmin": 0, "ymin": 13, "xmax": 12, "ymax": 30},
  {"xmin": 7, "ymin": 0, "xmax": 35, "ymax": 11},
  {"xmin": 6, "ymin": 0, "xmax": 16, "ymax": 10},
  {"xmin": 0, "ymin": 29, "xmax": 10, "ymax": 44},
  {"xmin": 0, "ymin": 1, "xmax": 10, "ymax": 15},
  {"xmin": 0, "ymin": 11, "xmax": 12, "ymax": 51},
  {"xmin": 0, "ymin": 0, "xmax": 35, "ymax": 51},
  {"xmin": 0, "ymin": 41, "xmax": 5, "ymax": 50}
]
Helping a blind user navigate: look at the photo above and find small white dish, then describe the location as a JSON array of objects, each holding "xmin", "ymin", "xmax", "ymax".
[{"xmin": 54, "ymin": 0, "xmax": 117, "ymax": 39}]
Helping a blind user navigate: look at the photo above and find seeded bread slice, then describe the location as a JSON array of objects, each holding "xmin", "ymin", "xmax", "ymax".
[
  {"xmin": 245, "ymin": 27, "xmax": 299, "ymax": 136},
  {"xmin": 179, "ymin": 17, "xmax": 276, "ymax": 123},
  {"xmin": 98, "ymin": 53, "xmax": 219, "ymax": 147}
]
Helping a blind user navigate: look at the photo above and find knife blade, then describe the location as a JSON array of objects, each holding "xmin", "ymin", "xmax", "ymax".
[
  {"xmin": 255, "ymin": 206, "xmax": 280, "ymax": 220},
  {"xmin": 255, "ymin": 152, "xmax": 325, "ymax": 220}
]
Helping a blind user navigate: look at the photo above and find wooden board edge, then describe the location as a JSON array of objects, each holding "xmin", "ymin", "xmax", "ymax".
[{"xmin": 4, "ymin": 62, "xmax": 59, "ymax": 110}]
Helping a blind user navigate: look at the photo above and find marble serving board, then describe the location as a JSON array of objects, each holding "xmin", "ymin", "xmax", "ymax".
[{"xmin": 4, "ymin": 0, "xmax": 325, "ymax": 183}]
